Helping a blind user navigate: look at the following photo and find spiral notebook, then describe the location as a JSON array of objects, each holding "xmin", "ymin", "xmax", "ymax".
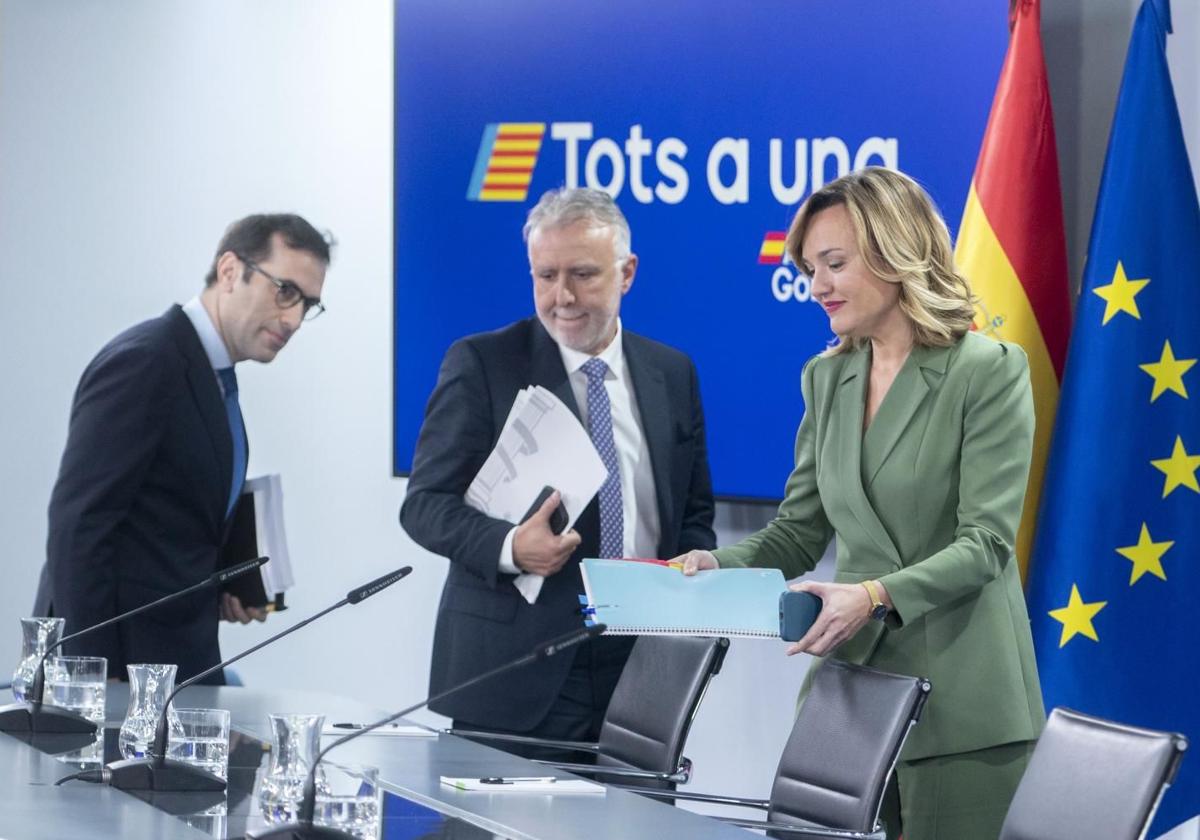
[{"xmin": 578, "ymin": 558, "xmax": 788, "ymax": 637}]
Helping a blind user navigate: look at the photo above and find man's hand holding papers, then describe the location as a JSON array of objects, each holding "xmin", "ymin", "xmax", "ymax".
[
  {"xmin": 464, "ymin": 386, "xmax": 607, "ymax": 603},
  {"xmin": 513, "ymin": 490, "xmax": 581, "ymax": 577}
]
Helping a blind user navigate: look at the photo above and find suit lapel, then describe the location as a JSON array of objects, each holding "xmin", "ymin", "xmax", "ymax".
[
  {"xmin": 861, "ymin": 347, "xmax": 929, "ymax": 487},
  {"xmin": 831, "ymin": 350, "xmax": 903, "ymax": 570},
  {"xmin": 623, "ymin": 333, "xmax": 673, "ymax": 553},
  {"xmin": 528, "ymin": 320, "xmax": 581, "ymax": 422},
  {"xmin": 170, "ymin": 307, "xmax": 232, "ymax": 519},
  {"xmin": 862, "ymin": 344, "xmax": 951, "ymax": 487},
  {"xmin": 526, "ymin": 319, "xmax": 598, "ymax": 555}
]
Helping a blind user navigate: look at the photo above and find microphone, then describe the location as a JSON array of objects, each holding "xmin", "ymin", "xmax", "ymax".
[
  {"xmin": 88, "ymin": 567, "xmax": 414, "ymax": 793},
  {"xmin": 0, "ymin": 557, "xmax": 269, "ymax": 735},
  {"xmin": 251, "ymin": 623, "xmax": 607, "ymax": 840}
]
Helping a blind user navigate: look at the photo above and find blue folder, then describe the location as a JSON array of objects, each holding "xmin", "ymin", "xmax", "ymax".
[{"xmin": 579, "ymin": 558, "xmax": 787, "ymax": 637}]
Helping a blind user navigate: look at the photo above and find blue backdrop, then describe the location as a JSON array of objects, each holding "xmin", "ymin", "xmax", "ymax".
[{"xmin": 394, "ymin": 0, "xmax": 1008, "ymax": 500}]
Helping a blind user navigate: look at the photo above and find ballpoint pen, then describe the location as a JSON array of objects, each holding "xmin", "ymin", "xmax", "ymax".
[
  {"xmin": 331, "ymin": 722, "xmax": 403, "ymax": 730},
  {"xmin": 479, "ymin": 776, "xmax": 556, "ymax": 784}
]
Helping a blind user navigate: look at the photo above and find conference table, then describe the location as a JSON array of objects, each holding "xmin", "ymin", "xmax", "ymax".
[{"xmin": 0, "ymin": 685, "xmax": 761, "ymax": 839}]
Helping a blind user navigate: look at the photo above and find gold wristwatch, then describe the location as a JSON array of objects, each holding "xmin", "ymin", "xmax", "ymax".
[{"xmin": 862, "ymin": 580, "xmax": 888, "ymax": 621}]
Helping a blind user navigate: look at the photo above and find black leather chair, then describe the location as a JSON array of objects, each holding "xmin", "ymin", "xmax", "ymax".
[
  {"xmin": 999, "ymin": 707, "xmax": 1188, "ymax": 840},
  {"xmin": 452, "ymin": 635, "xmax": 729, "ymax": 786},
  {"xmin": 630, "ymin": 659, "xmax": 931, "ymax": 839}
]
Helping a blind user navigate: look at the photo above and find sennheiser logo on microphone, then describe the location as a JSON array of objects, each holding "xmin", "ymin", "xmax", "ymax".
[
  {"xmin": 348, "ymin": 567, "xmax": 413, "ymax": 604},
  {"xmin": 218, "ymin": 556, "xmax": 267, "ymax": 582},
  {"xmin": 365, "ymin": 575, "xmax": 402, "ymax": 597}
]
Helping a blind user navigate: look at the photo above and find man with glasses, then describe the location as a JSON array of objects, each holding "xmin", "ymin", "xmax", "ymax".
[{"xmin": 34, "ymin": 214, "xmax": 332, "ymax": 683}]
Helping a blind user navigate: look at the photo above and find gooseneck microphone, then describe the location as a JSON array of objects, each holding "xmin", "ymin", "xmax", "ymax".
[
  {"xmin": 0, "ymin": 557, "xmax": 269, "ymax": 735},
  {"xmin": 250, "ymin": 623, "xmax": 608, "ymax": 840},
  {"xmin": 68, "ymin": 566, "xmax": 414, "ymax": 793}
]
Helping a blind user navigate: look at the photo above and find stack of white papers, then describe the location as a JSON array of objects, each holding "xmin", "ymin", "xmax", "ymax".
[
  {"xmin": 439, "ymin": 776, "xmax": 605, "ymax": 795},
  {"xmin": 243, "ymin": 474, "xmax": 294, "ymax": 599},
  {"xmin": 465, "ymin": 386, "xmax": 606, "ymax": 603}
]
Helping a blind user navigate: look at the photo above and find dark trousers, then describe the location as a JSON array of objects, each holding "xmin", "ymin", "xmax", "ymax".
[{"xmin": 453, "ymin": 635, "xmax": 633, "ymax": 763}]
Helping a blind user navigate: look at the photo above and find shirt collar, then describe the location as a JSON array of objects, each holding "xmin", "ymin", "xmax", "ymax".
[
  {"xmin": 556, "ymin": 319, "xmax": 625, "ymax": 380},
  {"xmin": 182, "ymin": 296, "xmax": 233, "ymax": 371}
]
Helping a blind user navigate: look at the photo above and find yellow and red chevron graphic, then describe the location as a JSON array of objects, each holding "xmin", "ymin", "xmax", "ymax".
[
  {"xmin": 466, "ymin": 123, "xmax": 545, "ymax": 202},
  {"xmin": 758, "ymin": 231, "xmax": 787, "ymax": 264}
]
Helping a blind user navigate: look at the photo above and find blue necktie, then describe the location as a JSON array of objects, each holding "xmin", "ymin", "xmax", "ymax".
[
  {"xmin": 216, "ymin": 367, "xmax": 247, "ymax": 518},
  {"xmin": 582, "ymin": 358, "xmax": 623, "ymax": 559}
]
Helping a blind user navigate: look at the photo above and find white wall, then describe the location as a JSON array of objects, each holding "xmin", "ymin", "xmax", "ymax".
[{"xmin": 1, "ymin": 0, "xmax": 1196, "ymax": 809}]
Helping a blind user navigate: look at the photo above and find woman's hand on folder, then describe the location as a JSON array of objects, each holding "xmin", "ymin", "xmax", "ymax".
[
  {"xmin": 514, "ymin": 490, "xmax": 581, "ymax": 577},
  {"xmin": 676, "ymin": 550, "xmax": 719, "ymax": 576}
]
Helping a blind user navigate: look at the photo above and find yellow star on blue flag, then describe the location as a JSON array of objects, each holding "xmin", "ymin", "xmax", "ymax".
[{"xmin": 1028, "ymin": 1, "xmax": 1199, "ymax": 831}]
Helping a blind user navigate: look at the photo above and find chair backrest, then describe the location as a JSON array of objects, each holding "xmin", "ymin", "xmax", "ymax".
[
  {"xmin": 593, "ymin": 635, "xmax": 729, "ymax": 779},
  {"xmin": 766, "ymin": 659, "xmax": 931, "ymax": 833},
  {"xmin": 999, "ymin": 707, "xmax": 1188, "ymax": 840}
]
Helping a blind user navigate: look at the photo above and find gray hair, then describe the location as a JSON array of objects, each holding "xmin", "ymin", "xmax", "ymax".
[{"xmin": 522, "ymin": 188, "xmax": 632, "ymax": 258}]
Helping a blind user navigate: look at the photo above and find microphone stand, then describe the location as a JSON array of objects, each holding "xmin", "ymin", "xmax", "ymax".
[
  {"xmin": 250, "ymin": 623, "xmax": 608, "ymax": 840},
  {"xmin": 0, "ymin": 557, "xmax": 269, "ymax": 735},
  {"xmin": 93, "ymin": 566, "xmax": 414, "ymax": 793}
]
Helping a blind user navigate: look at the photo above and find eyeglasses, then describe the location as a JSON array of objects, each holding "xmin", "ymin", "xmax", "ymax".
[{"xmin": 238, "ymin": 256, "xmax": 326, "ymax": 321}]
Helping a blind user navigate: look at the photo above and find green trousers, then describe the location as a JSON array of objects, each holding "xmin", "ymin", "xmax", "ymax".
[{"xmin": 877, "ymin": 740, "xmax": 1035, "ymax": 840}]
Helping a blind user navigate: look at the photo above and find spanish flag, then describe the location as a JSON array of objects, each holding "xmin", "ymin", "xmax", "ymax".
[{"xmin": 954, "ymin": 0, "xmax": 1071, "ymax": 581}]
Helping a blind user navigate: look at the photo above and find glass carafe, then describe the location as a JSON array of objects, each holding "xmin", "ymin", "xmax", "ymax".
[
  {"xmin": 118, "ymin": 663, "xmax": 184, "ymax": 758},
  {"xmin": 11, "ymin": 617, "xmax": 64, "ymax": 702},
  {"xmin": 259, "ymin": 713, "xmax": 329, "ymax": 824}
]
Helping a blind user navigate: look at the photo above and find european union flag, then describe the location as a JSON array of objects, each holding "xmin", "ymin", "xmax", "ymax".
[{"xmin": 1028, "ymin": 0, "xmax": 1198, "ymax": 831}]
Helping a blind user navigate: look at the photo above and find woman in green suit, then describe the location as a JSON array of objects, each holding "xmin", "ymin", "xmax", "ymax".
[{"xmin": 679, "ymin": 167, "xmax": 1045, "ymax": 839}]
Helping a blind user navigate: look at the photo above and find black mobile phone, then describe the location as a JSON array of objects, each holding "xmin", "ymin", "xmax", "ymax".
[
  {"xmin": 521, "ymin": 485, "xmax": 569, "ymax": 535},
  {"xmin": 779, "ymin": 590, "xmax": 822, "ymax": 641}
]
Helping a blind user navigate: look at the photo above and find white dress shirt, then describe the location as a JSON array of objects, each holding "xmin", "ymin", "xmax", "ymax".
[
  {"xmin": 499, "ymin": 319, "xmax": 661, "ymax": 575},
  {"xmin": 182, "ymin": 296, "xmax": 235, "ymax": 394}
]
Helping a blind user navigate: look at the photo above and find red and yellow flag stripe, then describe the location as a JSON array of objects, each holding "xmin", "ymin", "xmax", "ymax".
[
  {"xmin": 484, "ymin": 124, "xmax": 544, "ymax": 201},
  {"xmin": 758, "ymin": 231, "xmax": 787, "ymax": 264},
  {"xmin": 955, "ymin": 0, "xmax": 1072, "ymax": 581}
]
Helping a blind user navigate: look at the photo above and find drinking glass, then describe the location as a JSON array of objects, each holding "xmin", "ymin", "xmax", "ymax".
[
  {"xmin": 168, "ymin": 707, "xmax": 231, "ymax": 780},
  {"xmin": 11, "ymin": 617, "xmax": 64, "ymax": 702},
  {"xmin": 314, "ymin": 763, "xmax": 381, "ymax": 839},
  {"xmin": 119, "ymin": 663, "xmax": 184, "ymax": 758},
  {"xmin": 43, "ymin": 655, "xmax": 107, "ymax": 724},
  {"xmin": 259, "ymin": 713, "xmax": 329, "ymax": 824}
]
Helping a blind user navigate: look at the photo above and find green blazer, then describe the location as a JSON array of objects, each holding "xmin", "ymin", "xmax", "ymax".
[{"xmin": 715, "ymin": 331, "xmax": 1045, "ymax": 760}]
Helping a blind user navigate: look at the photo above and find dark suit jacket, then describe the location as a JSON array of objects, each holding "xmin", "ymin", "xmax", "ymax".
[
  {"xmin": 400, "ymin": 318, "xmax": 716, "ymax": 730},
  {"xmin": 34, "ymin": 305, "xmax": 242, "ymax": 683}
]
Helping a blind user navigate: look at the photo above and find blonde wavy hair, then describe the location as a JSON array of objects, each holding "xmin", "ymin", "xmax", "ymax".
[{"xmin": 785, "ymin": 167, "xmax": 977, "ymax": 355}]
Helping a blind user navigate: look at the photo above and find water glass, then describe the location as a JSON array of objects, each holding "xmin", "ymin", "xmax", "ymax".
[
  {"xmin": 168, "ymin": 707, "xmax": 231, "ymax": 780},
  {"xmin": 259, "ymin": 713, "xmax": 329, "ymax": 824},
  {"xmin": 44, "ymin": 655, "xmax": 107, "ymax": 723},
  {"xmin": 11, "ymin": 617, "xmax": 64, "ymax": 702},
  {"xmin": 314, "ymin": 763, "xmax": 381, "ymax": 840},
  {"xmin": 119, "ymin": 663, "xmax": 183, "ymax": 758}
]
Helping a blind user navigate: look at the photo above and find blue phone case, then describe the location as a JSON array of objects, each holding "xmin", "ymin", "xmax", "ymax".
[{"xmin": 778, "ymin": 591, "xmax": 822, "ymax": 641}]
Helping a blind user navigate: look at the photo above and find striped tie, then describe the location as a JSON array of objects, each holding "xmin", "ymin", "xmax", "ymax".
[{"xmin": 582, "ymin": 358, "xmax": 623, "ymax": 559}]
